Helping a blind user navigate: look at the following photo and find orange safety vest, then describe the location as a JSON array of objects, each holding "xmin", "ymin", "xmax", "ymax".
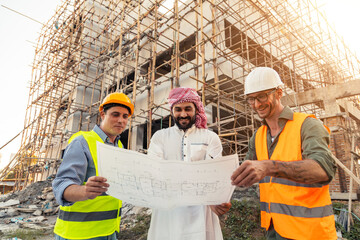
[{"xmin": 255, "ymin": 112, "xmax": 337, "ymax": 240}]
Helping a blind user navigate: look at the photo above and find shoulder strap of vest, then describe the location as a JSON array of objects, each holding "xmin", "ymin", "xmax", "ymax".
[
  {"xmin": 68, "ymin": 131, "xmax": 85, "ymax": 144},
  {"xmin": 293, "ymin": 112, "xmax": 313, "ymax": 121},
  {"xmin": 68, "ymin": 130, "xmax": 123, "ymax": 176},
  {"xmin": 117, "ymin": 139, "xmax": 123, "ymax": 148},
  {"xmin": 70, "ymin": 131, "xmax": 104, "ymax": 176},
  {"xmin": 69, "ymin": 130, "xmax": 123, "ymax": 147},
  {"xmin": 255, "ymin": 125, "xmax": 269, "ymax": 159},
  {"xmin": 293, "ymin": 112, "xmax": 330, "ymax": 134},
  {"xmin": 68, "ymin": 130, "xmax": 104, "ymax": 144}
]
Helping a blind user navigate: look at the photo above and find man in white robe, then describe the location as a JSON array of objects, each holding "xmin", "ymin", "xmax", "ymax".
[{"xmin": 147, "ymin": 87, "xmax": 231, "ymax": 240}]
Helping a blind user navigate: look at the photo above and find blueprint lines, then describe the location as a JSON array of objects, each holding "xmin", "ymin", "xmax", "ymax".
[{"xmin": 97, "ymin": 142, "xmax": 239, "ymax": 209}]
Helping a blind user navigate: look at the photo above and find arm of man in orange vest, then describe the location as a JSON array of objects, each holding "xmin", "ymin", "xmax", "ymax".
[
  {"xmin": 230, "ymin": 159, "xmax": 329, "ymax": 188},
  {"xmin": 63, "ymin": 176, "xmax": 109, "ymax": 202}
]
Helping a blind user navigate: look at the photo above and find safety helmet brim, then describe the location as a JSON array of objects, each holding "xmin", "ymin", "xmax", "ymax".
[{"xmin": 99, "ymin": 93, "xmax": 134, "ymax": 116}]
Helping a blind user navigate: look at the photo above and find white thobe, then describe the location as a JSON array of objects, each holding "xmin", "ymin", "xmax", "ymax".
[{"xmin": 147, "ymin": 125, "xmax": 224, "ymax": 240}]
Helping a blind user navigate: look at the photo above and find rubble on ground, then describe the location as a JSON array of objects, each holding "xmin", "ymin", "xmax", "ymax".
[
  {"xmin": 0, "ymin": 179, "xmax": 58, "ymax": 235},
  {"xmin": 0, "ymin": 179, "xmax": 150, "ymax": 238}
]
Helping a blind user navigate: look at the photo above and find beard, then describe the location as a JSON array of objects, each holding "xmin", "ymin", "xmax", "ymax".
[
  {"xmin": 174, "ymin": 115, "xmax": 196, "ymax": 130},
  {"xmin": 256, "ymin": 96, "xmax": 276, "ymax": 119}
]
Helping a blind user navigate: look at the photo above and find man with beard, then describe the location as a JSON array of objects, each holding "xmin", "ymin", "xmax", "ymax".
[
  {"xmin": 231, "ymin": 67, "xmax": 337, "ymax": 240},
  {"xmin": 146, "ymin": 87, "xmax": 231, "ymax": 240}
]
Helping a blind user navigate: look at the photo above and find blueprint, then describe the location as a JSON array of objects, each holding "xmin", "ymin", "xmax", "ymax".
[{"xmin": 96, "ymin": 142, "xmax": 239, "ymax": 209}]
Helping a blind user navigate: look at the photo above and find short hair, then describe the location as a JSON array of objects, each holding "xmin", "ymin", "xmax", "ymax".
[{"xmin": 102, "ymin": 103, "xmax": 131, "ymax": 115}]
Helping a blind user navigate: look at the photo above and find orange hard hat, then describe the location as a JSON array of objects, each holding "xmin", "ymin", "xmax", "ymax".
[{"xmin": 99, "ymin": 92, "xmax": 134, "ymax": 116}]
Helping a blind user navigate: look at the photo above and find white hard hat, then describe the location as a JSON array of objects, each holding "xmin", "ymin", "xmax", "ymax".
[{"xmin": 244, "ymin": 67, "xmax": 283, "ymax": 95}]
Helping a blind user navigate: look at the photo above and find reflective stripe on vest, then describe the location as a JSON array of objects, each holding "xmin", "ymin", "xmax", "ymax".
[
  {"xmin": 256, "ymin": 112, "xmax": 336, "ymax": 240},
  {"xmin": 58, "ymin": 208, "xmax": 121, "ymax": 222},
  {"xmin": 260, "ymin": 201, "xmax": 333, "ymax": 218},
  {"xmin": 54, "ymin": 130, "xmax": 122, "ymax": 239}
]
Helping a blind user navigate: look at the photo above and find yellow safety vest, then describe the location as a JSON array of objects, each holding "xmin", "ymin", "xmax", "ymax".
[
  {"xmin": 54, "ymin": 130, "xmax": 122, "ymax": 239},
  {"xmin": 256, "ymin": 112, "xmax": 336, "ymax": 240}
]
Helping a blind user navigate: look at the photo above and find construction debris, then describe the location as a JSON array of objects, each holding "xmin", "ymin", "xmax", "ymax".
[
  {"xmin": 0, "ymin": 179, "xmax": 151, "ymax": 237},
  {"xmin": 0, "ymin": 200, "xmax": 20, "ymax": 209},
  {"xmin": 0, "ymin": 180, "xmax": 57, "ymax": 235}
]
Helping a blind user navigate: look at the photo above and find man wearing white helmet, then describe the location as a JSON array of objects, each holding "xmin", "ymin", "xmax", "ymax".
[{"xmin": 231, "ymin": 67, "xmax": 337, "ymax": 240}]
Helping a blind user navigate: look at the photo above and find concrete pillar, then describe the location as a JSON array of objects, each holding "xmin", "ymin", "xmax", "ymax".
[{"xmin": 323, "ymin": 98, "xmax": 340, "ymax": 116}]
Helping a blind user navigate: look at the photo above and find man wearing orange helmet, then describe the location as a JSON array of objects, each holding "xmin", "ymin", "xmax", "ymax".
[{"xmin": 53, "ymin": 92, "xmax": 134, "ymax": 240}]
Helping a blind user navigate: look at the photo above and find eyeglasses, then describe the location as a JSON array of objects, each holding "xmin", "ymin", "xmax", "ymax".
[{"xmin": 246, "ymin": 89, "xmax": 277, "ymax": 105}]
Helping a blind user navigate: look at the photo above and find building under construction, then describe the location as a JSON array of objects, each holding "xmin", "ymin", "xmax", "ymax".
[{"xmin": 1, "ymin": 0, "xmax": 360, "ymax": 199}]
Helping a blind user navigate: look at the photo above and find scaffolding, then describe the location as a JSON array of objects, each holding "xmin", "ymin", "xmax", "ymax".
[{"xmin": 1, "ymin": 0, "xmax": 360, "ymax": 191}]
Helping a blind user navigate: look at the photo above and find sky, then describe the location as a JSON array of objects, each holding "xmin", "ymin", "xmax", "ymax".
[
  {"xmin": 0, "ymin": 0, "xmax": 61, "ymax": 170},
  {"xmin": 0, "ymin": 0, "xmax": 359, "ymax": 170}
]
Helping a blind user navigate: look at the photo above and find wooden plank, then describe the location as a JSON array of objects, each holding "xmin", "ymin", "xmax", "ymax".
[{"xmin": 330, "ymin": 192, "xmax": 357, "ymax": 200}]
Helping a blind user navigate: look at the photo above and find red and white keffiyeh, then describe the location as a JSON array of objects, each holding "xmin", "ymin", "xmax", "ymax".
[{"xmin": 168, "ymin": 87, "xmax": 207, "ymax": 129}]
